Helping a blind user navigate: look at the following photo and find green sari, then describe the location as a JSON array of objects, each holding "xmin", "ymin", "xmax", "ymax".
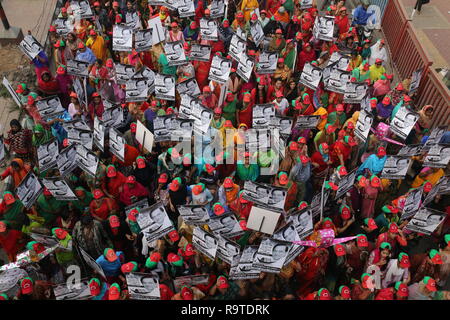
[
  {"xmin": 222, "ymin": 100, "xmax": 237, "ymax": 126},
  {"xmin": 32, "ymin": 124, "xmax": 53, "ymax": 147},
  {"xmin": 35, "ymin": 194, "xmax": 68, "ymax": 226},
  {"xmin": 2, "ymin": 201, "xmax": 27, "ymax": 230}
]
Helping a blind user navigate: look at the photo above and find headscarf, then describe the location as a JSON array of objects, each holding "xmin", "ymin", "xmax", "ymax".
[
  {"xmin": 319, "ymin": 143, "xmax": 329, "ymax": 162},
  {"xmin": 32, "ymin": 124, "xmax": 53, "ymax": 147},
  {"xmin": 417, "ymin": 105, "xmax": 434, "ymax": 129}
]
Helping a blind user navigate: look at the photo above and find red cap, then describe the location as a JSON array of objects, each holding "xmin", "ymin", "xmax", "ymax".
[
  {"xmin": 109, "ymin": 215, "xmax": 120, "ymax": 228},
  {"xmin": 184, "ymin": 244, "xmax": 196, "ymax": 257},
  {"xmin": 181, "ymin": 286, "xmax": 193, "ymax": 300},
  {"xmin": 205, "ymin": 164, "xmax": 215, "ymax": 173},
  {"xmin": 423, "ymin": 181, "xmax": 433, "ymax": 193},
  {"xmin": 78, "ymin": 42, "xmax": 85, "ymax": 49},
  {"xmin": 213, "ymin": 203, "xmax": 225, "ymax": 216},
  {"xmin": 126, "ymin": 175, "xmax": 136, "ymax": 184},
  {"xmin": 43, "ymin": 187, "xmax": 52, "ymax": 196},
  {"xmin": 357, "ymin": 234, "xmax": 368, "ymax": 247},
  {"xmin": 341, "ymin": 206, "xmax": 351, "ymax": 220},
  {"xmin": 424, "ymin": 277, "xmax": 437, "ymax": 292},
  {"xmin": 136, "ymin": 157, "xmax": 146, "ymax": 169},
  {"xmin": 396, "ymin": 283, "xmax": 409, "ymax": 297},
  {"xmin": 334, "ymin": 244, "xmax": 346, "ymax": 256},
  {"xmin": 336, "ymin": 104, "xmax": 344, "ymax": 112},
  {"xmin": 92, "ymin": 92, "xmax": 100, "ymax": 98},
  {"xmin": 239, "ymin": 219, "xmax": 248, "ymax": 230},
  {"xmin": 93, "ymin": 189, "xmax": 104, "ymax": 199},
  {"xmin": 389, "ymin": 222, "xmax": 399, "ymax": 234},
  {"xmin": 130, "ymin": 122, "xmax": 137, "ymax": 133},
  {"xmin": 347, "ymin": 121, "xmax": 355, "ymax": 129},
  {"xmin": 382, "ymin": 96, "xmax": 391, "ymax": 105},
  {"xmin": 377, "ymin": 147, "xmax": 386, "ymax": 157},
  {"xmin": 366, "ymin": 218, "xmax": 378, "ymax": 230},
  {"xmin": 104, "ymin": 248, "xmax": 118, "ymax": 262},
  {"xmin": 298, "ymin": 137, "xmax": 306, "ymax": 144},
  {"xmin": 89, "ymin": 29, "xmax": 97, "ymax": 36},
  {"xmin": 171, "ymin": 22, "xmax": 178, "ymax": 28},
  {"xmin": 243, "ymin": 94, "xmax": 252, "ymax": 103},
  {"xmin": 21, "ymin": 278, "xmax": 33, "ymax": 295},
  {"xmin": 338, "ymin": 165, "xmax": 348, "ymax": 176},
  {"xmin": 300, "ymin": 155, "xmax": 310, "ymax": 164},
  {"xmin": 106, "ymin": 165, "xmax": 117, "ymax": 178},
  {"xmin": 223, "ymin": 177, "xmax": 234, "ymax": 189},
  {"xmin": 216, "ymin": 276, "xmax": 229, "ymax": 289},
  {"xmin": 203, "ymin": 86, "xmax": 211, "ymax": 93},
  {"xmin": 169, "ymin": 179, "xmax": 181, "ymax": 191},
  {"xmin": 276, "ymin": 28, "xmax": 283, "ymax": 34},
  {"xmin": 403, "ymin": 95, "xmax": 412, "ymax": 102},
  {"xmin": 158, "ymin": 173, "xmax": 168, "ymax": 184},
  {"xmin": 340, "ymin": 286, "xmax": 351, "ymax": 299},
  {"xmin": 168, "ymin": 230, "xmax": 180, "ymax": 242},
  {"xmin": 399, "ymin": 253, "xmax": 410, "ymax": 268},
  {"xmin": 375, "ymin": 58, "xmax": 383, "ymax": 64}
]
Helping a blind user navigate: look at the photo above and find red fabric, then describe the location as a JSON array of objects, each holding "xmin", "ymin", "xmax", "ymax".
[
  {"xmin": 88, "ymin": 101, "xmax": 104, "ymax": 121},
  {"xmin": 37, "ymin": 71, "xmax": 60, "ymax": 95},
  {"xmin": 238, "ymin": 103, "xmax": 253, "ymax": 128},
  {"xmin": 119, "ymin": 182, "xmax": 149, "ymax": 206},
  {"xmin": 90, "ymin": 198, "xmax": 118, "ymax": 220},
  {"xmin": 0, "ymin": 229, "xmax": 24, "ymax": 257},
  {"xmin": 335, "ymin": 15, "xmax": 350, "ymax": 35},
  {"xmin": 112, "ymin": 144, "xmax": 140, "ymax": 167},
  {"xmin": 107, "ymin": 171, "xmax": 127, "ymax": 198},
  {"xmin": 330, "ymin": 140, "xmax": 352, "ymax": 166},
  {"xmin": 311, "ymin": 151, "xmax": 328, "ymax": 174},
  {"xmin": 297, "ymin": 49, "xmax": 316, "ymax": 72}
]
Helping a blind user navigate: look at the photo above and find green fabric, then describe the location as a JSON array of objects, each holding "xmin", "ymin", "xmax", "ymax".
[
  {"xmin": 352, "ymin": 68, "xmax": 371, "ymax": 82},
  {"xmin": 2, "ymin": 201, "xmax": 27, "ymax": 230},
  {"xmin": 282, "ymin": 48, "xmax": 295, "ymax": 70},
  {"xmin": 256, "ymin": 150, "xmax": 276, "ymax": 168},
  {"xmin": 327, "ymin": 111, "xmax": 347, "ymax": 126},
  {"xmin": 236, "ymin": 164, "xmax": 260, "ymax": 182},
  {"xmin": 374, "ymin": 213, "xmax": 399, "ymax": 233},
  {"xmin": 55, "ymin": 235, "xmax": 74, "ymax": 265},
  {"xmin": 71, "ymin": 188, "xmax": 93, "ymax": 212},
  {"xmin": 158, "ymin": 53, "xmax": 177, "ymax": 75},
  {"xmin": 36, "ymin": 194, "xmax": 68, "ymax": 225},
  {"xmin": 32, "ymin": 124, "xmax": 53, "ymax": 147},
  {"xmin": 222, "ymin": 100, "xmax": 237, "ymax": 126},
  {"xmin": 283, "ymin": 0, "xmax": 295, "ymax": 13}
]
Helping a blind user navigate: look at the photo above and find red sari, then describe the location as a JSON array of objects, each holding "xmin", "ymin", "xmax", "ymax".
[
  {"xmin": 194, "ymin": 60, "xmax": 211, "ymax": 89},
  {"xmin": 119, "ymin": 182, "xmax": 149, "ymax": 206},
  {"xmin": 296, "ymin": 247, "xmax": 329, "ymax": 297},
  {"xmin": 0, "ymin": 229, "xmax": 24, "ymax": 261},
  {"xmin": 106, "ymin": 172, "xmax": 127, "ymax": 198},
  {"xmin": 238, "ymin": 103, "xmax": 253, "ymax": 128}
]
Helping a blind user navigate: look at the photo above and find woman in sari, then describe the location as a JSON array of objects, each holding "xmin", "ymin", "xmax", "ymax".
[
  {"xmin": 356, "ymin": 146, "xmax": 387, "ymax": 176},
  {"xmin": 0, "ymin": 158, "xmax": 31, "ymax": 188},
  {"xmin": 361, "ymin": 175, "xmax": 383, "ymax": 219},
  {"xmin": 311, "ymin": 142, "xmax": 332, "ymax": 189},
  {"xmin": 0, "ymin": 192, "xmax": 27, "ymax": 231},
  {"xmin": 37, "ymin": 70, "xmax": 60, "ymax": 97},
  {"xmin": 70, "ymin": 187, "xmax": 93, "ymax": 214},
  {"xmin": 296, "ymin": 247, "xmax": 329, "ymax": 298},
  {"xmin": 32, "ymin": 124, "xmax": 53, "ymax": 148},
  {"xmin": 4, "ymin": 120, "xmax": 33, "ymax": 162},
  {"xmin": 104, "ymin": 165, "xmax": 127, "ymax": 199},
  {"xmin": 55, "ymin": 66, "xmax": 73, "ymax": 108}
]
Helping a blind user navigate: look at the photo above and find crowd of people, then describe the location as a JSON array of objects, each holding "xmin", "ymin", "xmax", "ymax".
[{"xmin": 0, "ymin": 0, "xmax": 449, "ymax": 301}]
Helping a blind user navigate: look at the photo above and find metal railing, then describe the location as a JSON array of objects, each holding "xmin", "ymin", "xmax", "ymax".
[{"xmin": 381, "ymin": 0, "xmax": 450, "ymax": 127}]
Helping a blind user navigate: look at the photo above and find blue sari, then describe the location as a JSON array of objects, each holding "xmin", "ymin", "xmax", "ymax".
[{"xmin": 356, "ymin": 154, "xmax": 387, "ymax": 176}]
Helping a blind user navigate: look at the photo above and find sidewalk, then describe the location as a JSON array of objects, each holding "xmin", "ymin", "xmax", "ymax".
[{"xmin": 399, "ymin": 0, "xmax": 450, "ymax": 70}]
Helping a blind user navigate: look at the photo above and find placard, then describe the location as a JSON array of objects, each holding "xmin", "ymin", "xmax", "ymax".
[
  {"xmin": 257, "ymin": 51, "xmax": 278, "ymax": 74},
  {"xmin": 423, "ymin": 126, "xmax": 448, "ymax": 151},
  {"xmin": 70, "ymin": 0, "xmax": 93, "ymax": 19},
  {"xmin": 148, "ymin": 16, "xmax": 166, "ymax": 45},
  {"xmin": 125, "ymin": 11, "xmax": 141, "ymax": 30},
  {"xmin": 2, "ymin": 77, "xmax": 21, "ymax": 107},
  {"xmin": 246, "ymin": 205, "xmax": 281, "ymax": 235},
  {"xmin": 18, "ymin": 34, "xmax": 43, "ymax": 60},
  {"xmin": 164, "ymin": 41, "xmax": 188, "ymax": 66},
  {"xmin": 176, "ymin": 77, "xmax": 201, "ymax": 97},
  {"xmin": 76, "ymin": 244, "xmax": 106, "ymax": 279},
  {"xmin": 35, "ymin": 96, "xmax": 66, "ymax": 119},
  {"xmin": 76, "ymin": 144, "xmax": 99, "ymax": 177},
  {"xmin": 192, "ymin": 227, "xmax": 218, "ymax": 260},
  {"xmin": 135, "ymin": 29, "xmax": 153, "ymax": 52},
  {"xmin": 154, "ymin": 73, "xmax": 176, "ymax": 101},
  {"xmin": 313, "ymin": 15, "xmax": 335, "ymax": 42},
  {"xmin": 354, "ymin": 110, "xmax": 373, "ymax": 143},
  {"xmin": 115, "ymin": 63, "xmax": 135, "ymax": 84},
  {"xmin": 57, "ymin": 145, "xmax": 78, "ymax": 177},
  {"xmin": 216, "ymin": 235, "xmax": 241, "ymax": 265},
  {"xmin": 229, "ymin": 246, "xmax": 261, "ymax": 280},
  {"xmin": 153, "ymin": 114, "xmax": 175, "ymax": 142},
  {"xmin": 112, "ymin": 24, "xmax": 133, "ymax": 51},
  {"xmin": 328, "ymin": 52, "xmax": 351, "ymax": 71},
  {"xmin": 189, "ymin": 44, "xmax": 212, "ymax": 62},
  {"xmin": 138, "ymin": 202, "xmax": 174, "ymax": 243},
  {"xmin": 390, "ymin": 106, "xmax": 419, "ymax": 140},
  {"xmin": 190, "ymin": 101, "xmax": 213, "ymax": 135},
  {"xmin": 423, "ymin": 144, "xmax": 450, "ymax": 168},
  {"xmin": 15, "ymin": 172, "xmax": 43, "ymax": 209},
  {"xmin": 126, "ymin": 78, "xmax": 149, "ymax": 102},
  {"xmin": 102, "ymin": 106, "xmax": 124, "ymax": 128},
  {"xmin": 381, "ymin": 156, "xmax": 411, "ymax": 179},
  {"xmin": 200, "ymin": 18, "xmax": 218, "ymax": 41},
  {"xmin": 273, "ymin": 222, "xmax": 305, "ymax": 266},
  {"xmin": 253, "ymin": 104, "xmax": 275, "ymax": 128},
  {"xmin": 208, "ymin": 55, "xmax": 232, "ymax": 84},
  {"xmin": 229, "ymin": 35, "xmax": 247, "ymax": 61},
  {"xmin": 409, "ymin": 67, "xmax": 423, "ymax": 95},
  {"xmin": 171, "ymin": 118, "xmax": 195, "ymax": 142},
  {"xmin": 300, "ymin": 0, "xmax": 313, "ymax": 9},
  {"xmin": 37, "ymin": 139, "xmax": 59, "ymax": 172},
  {"xmin": 325, "ymin": 67, "xmax": 351, "ymax": 94},
  {"xmin": 253, "ymin": 238, "xmax": 290, "ymax": 273},
  {"xmin": 335, "ymin": 169, "xmax": 357, "ymax": 199},
  {"xmin": 287, "ymin": 208, "xmax": 314, "ymax": 240},
  {"xmin": 53, "ymin": 278, "xmax": 92, "ymax": 300},
  {"xmin": 67, "ymin": 128, "xmax": 93, "ymax": 150},
  {"xmin": 172, "ymin": 274, "xmax": 210, "ymax": 291},
  {"xmin": 135, "ymin": 120, "xmax": 154, "ymax": 153},
  {"xmin": 423, "ymin": 176, "xmax": 450, "ymax": 206},
  {"xmin": 398, "ymin": 144, "xmax": 423, "ymax": 157},
  {"xmin": 177, "ymin": 0, "xmax": 195, "ymax": 17},
  {"xmin": 294, "ymin": 115, "xmax": 321, "ymax": 130},
  {"xmin": 208, "ymin": 213, "xmax": 244, "ymax": 238},
  {"xmin": 236, "ymin": 53, "xmax": 255, "ymax": 83},
  {"xmin": 400, "ymin": 187, "xmax": 423, "ymax": 220},
  {"xmin": 404, "ymin": 207, "xmax": 446, "ymax": 235},
  {"xmin": 343, "ymin": 82, "xmax": 368, "ymax": 104},
  {"xmin": 42, "ymin": 177, "xmax": 78, "ymax": 201},
  {"xmin": 126, "ymin": 273, "xmax": 160, "ymax": 300},
  {"xmin": 66, "ymin": 59, "xmax": 90, "ymax": 77},
  {"xmin": 299, "ymin": 63, "xmax": 323, "ymax": 91},
  {"xmin": 178, "ymin": 204, "xmax": 210, "ymax": 226},
  {"xmin": 109, "ymin": 127, "xmax": 125, "ymax": 162},
  {"xmin": 250, "ymin": 20, "xmax": 265, "ymax": 47},
  {"xmin": 93, "ymin": 117, "xmax": 105, "ymax": 152},
  {"xmin": 270, "ymin": 116, "xmax": 293, "ymax": 137},
  {"xmin": 210, "ymin": 0, "xmax": 225, "ymax": 19}
]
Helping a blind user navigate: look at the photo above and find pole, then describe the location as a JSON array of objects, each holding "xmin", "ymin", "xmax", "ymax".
[{"xmin": 0, "ymin": 2, "xmax": 11, "ymax": 30}]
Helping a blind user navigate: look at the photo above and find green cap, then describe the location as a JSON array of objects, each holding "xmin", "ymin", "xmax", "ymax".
[
  {"xmin": 429, "ymin": 249, "xmax": 440, "ymax": 259},
  {"xmin": 394, "ymin": 281, "xmax": 402, "ymax": 291},
  {"xmin": 0, "ymin": 293, "xmax": 8, "ymax": 300},
  {"xmin": 26, "ymin": 241, "xmax": 39, "ymax": 251},
  {"xmin": 380, "ymin": 242, "xmax": 391, "ymax": 250},
  {"xmin": 145, "ymin": 257, "xmax": 157, "ymax": 269},
  {"xmin": 423, "ymin": 276, "xmax": 434, "ymax": 285},
  {"xmin": 444, "ymin": 234, "xmax": 450, "ymax": 244},
  {"xmin": 89, "ymin": 278, "xmax": 101, "ymax": 286}
]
